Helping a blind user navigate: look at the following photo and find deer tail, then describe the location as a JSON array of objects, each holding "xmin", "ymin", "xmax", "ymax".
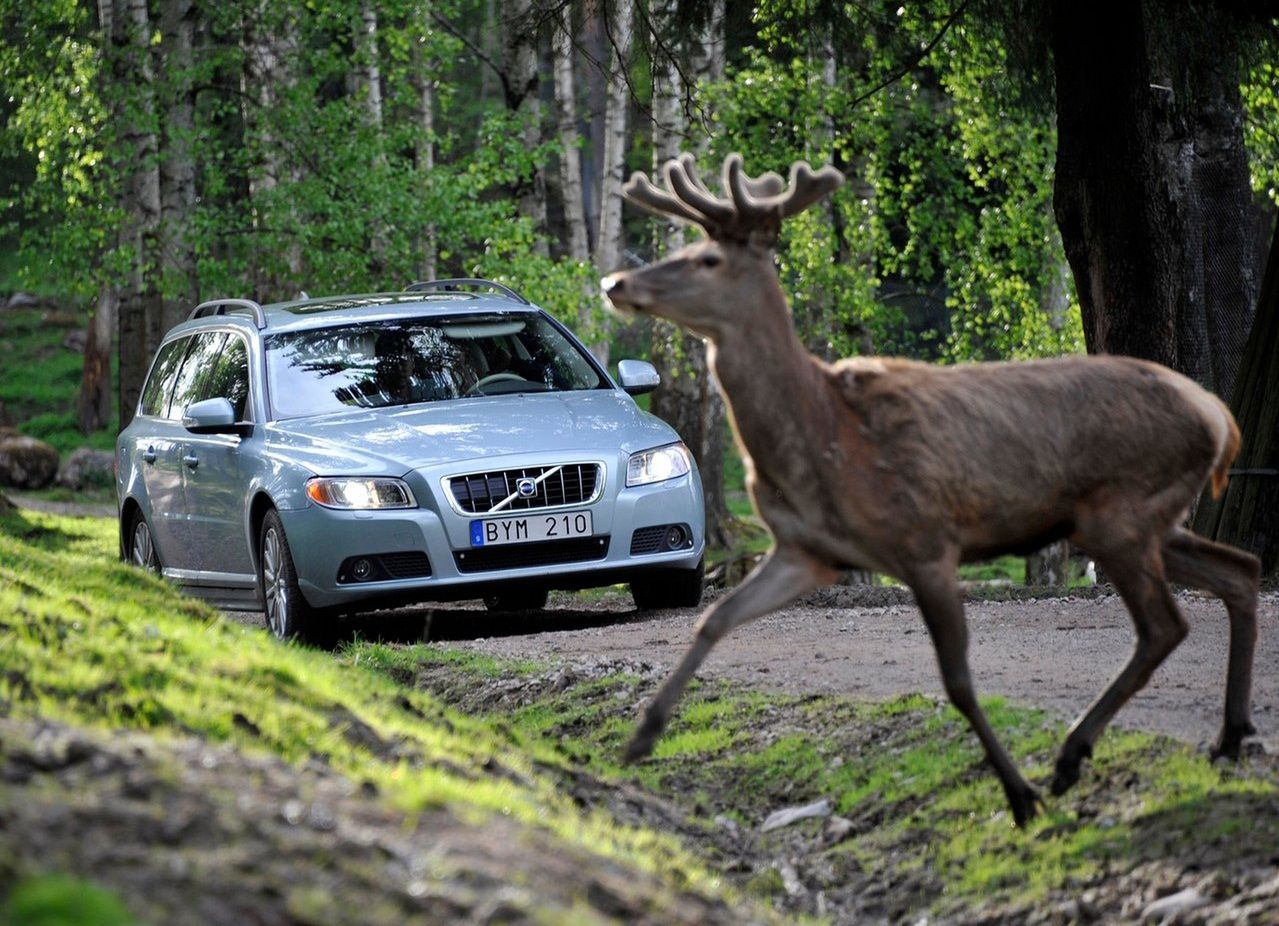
[{"xmin": 1211, "ymin": 401, "xmax": 1241, "ymax": 500}]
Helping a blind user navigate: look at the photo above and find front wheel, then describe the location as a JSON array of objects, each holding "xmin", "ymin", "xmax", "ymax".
[
  {"xmin": 259, "ymin": 510, "xmax": 323, "ymax": 643},
  {"xmin": 630, "ymin": 558, "xmax": 705, "ymax": 611},
  {"xmin": 127, "ymin": 509, "xmax": 161, "ymax": 573}
]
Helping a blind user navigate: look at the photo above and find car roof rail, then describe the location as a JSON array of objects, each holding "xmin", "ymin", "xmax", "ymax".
[
  {"xmin": 189, "ymin": 298, "xmax": 267, "ymax": 329},
  {"xmin": 404, "ymin": 278, "xmax": 530, "ymax": 305}
]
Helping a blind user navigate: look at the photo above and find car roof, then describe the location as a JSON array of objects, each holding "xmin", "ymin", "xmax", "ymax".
[{"xmin": 164, "ymin": 291, "xmax": 545, "ymax": 340}]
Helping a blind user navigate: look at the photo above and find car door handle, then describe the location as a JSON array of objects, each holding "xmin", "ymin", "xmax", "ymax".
[
  {"xmin": 142, "ymin": 446, "xmax": 157, "ymax": 465},
  {"xmin": 182, "ymin": 453, "xmax": 199, "ymax": 470}
]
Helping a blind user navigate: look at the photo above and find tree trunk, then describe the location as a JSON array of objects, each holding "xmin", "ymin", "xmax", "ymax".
[
  {"xmin": 1194, "ymin": 215, "xmax": 1279, "ymax": 577},
  {"xmin": 115, "ymin": 0, "xmax": 164, "ymax": 429},
  {"xmin": 552, "ymin": 10, "xmax": 589, "ymax": 265},
  {"xmin": 1050, "ymin": 0, "xmax": 1256, "ymax": 396},
  {"xmin": 502, "ymin": 0, "xmax": 547, "ymax": 253},
  {"xmin": 412, "ymin": 3, "xmax": 437, "ymax": 282},
  {"xmin": 79, "ymin": 287, "xmax": 117, "ymax": 434},
  {"xmin": 243, "ymin": 3, "xmax": 302, "ymax": 295},
  {"xmin": 646, "ymin": 0, "xmax": 733, "ymax": 551},
  {"xmin": 594, "ymin": 0, "xmax": 634, "ymax": 278},
  {"xmin": 156, "ymin": 0, "xmax": 198, "ymax": 332},
  {"xmin": 356, "ymin": 4, "xmax": 384, "ymax": 130},
  {"xmin": 551, "ymin": 5, "xmax": 600, "ymax": 359}
]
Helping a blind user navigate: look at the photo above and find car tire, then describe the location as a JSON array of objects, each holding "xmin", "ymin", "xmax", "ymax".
[
  {"xmin": 127, "ymin": 509, "xmax": 161, "ymax": 573},
  {"xmin": 259, "ymin": 510, "xmax": 325, "ymax": 644},
  {"xmin": 630, "ymin": 558, "xmax": 705, "ymax": 611},
  {"xmin": 483, "ymin": 588, "xmax": 550, "ymax": 612}
]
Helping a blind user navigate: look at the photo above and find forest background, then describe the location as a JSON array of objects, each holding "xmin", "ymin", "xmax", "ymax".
[{"xmin": 2, "ymin": 0, "xmax": 1277, "ymax": 561}]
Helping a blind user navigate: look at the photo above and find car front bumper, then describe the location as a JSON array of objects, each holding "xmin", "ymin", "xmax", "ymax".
[{"xmin": 279, "ymin": 455, "xmax": 704, "ymax": 610}]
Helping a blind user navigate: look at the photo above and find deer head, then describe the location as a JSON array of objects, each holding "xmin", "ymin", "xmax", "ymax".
[{"xmin": 601, "ymin": 153, "xmax": 844, "ymax": 337}]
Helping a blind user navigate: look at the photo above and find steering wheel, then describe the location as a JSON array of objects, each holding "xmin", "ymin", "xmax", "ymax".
[{"xmin": 466, "ymin": 372, "xmax": 529, "ymax": 395}]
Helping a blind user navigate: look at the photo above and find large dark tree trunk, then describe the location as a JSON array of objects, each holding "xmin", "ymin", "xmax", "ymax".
[
  {"xmin": 1194, "ymin": 216, "xmax": 1279, "ymax": 577},
  {"xmin": 1050, "ymin": 0, "xmax": 1257, "ymax": 396},
  {"xmin": 115, "ymin": 0, "xmax": 164, "ymax": 429}
]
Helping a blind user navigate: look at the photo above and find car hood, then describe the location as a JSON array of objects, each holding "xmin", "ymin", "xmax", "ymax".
[{"xmin": 265, "ymin": 390, "xmax": 678, "ymax": 475}]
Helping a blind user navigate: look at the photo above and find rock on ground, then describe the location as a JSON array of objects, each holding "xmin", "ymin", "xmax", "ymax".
[
  {"xmin": 0, "ymin": 429, "xmax": 58, "ymax": 489},
  {"xmin": 56, "ymin": 447, "xmax": 115, "ymax": 490}
]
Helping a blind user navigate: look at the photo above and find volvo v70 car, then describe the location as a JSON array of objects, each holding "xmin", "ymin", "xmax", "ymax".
[{"xmin": 116, "ymin": 280, "xmax": 705, "ymax": 640}]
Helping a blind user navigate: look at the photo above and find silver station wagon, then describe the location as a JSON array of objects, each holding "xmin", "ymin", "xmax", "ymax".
[{"xmin": 116, "ymin": 280, "xmax": 705, "ymax": 641}]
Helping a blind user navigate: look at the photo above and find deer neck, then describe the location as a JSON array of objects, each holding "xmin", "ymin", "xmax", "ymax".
[{"xmin": 704, "ymin": 277, "xmax": 823, "ymax": 467}]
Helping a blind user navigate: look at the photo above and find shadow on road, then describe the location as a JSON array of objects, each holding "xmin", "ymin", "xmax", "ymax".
[{"xmin": 260, "ymin": 601, "xmax": 671, "ymax": 647}]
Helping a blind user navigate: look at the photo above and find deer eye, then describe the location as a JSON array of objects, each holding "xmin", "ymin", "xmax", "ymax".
[{"xmin": 698, "ymin": 253, "xmax": 722, "ymax": 268}]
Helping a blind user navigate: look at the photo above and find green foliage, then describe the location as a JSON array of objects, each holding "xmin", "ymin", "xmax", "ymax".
[{"xmin": 707, "ymin": 1, "xmax": 1085, "ymax": 362}]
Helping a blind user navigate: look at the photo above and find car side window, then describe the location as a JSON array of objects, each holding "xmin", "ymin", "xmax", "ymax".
[
  {"xmin": 139, "ymin": 337, "xmax": 191, "ymax": 418},
  {"xmin": 166, "ymin": 332, "xmax": 228, "ymax": 419},
  {"xmin": 198, "ymin": 335, "xmax": 251, "ymax": 421}
]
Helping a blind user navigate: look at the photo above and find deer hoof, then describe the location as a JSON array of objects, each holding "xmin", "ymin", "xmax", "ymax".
[
  {"xmin": 621, "ymin": 712, "xmax": 664, "ymax": 764},
  {"xmin": 1051, "ymin": 742, "xmax": 1092, "ymax": 796},
  {"xmin": 1210, "ymin": 721, "xmax": 1257, "ymax": 762},
  {"xmin": 1007, "ymin": 782, "xmax": 1043, "ymax": 829}
]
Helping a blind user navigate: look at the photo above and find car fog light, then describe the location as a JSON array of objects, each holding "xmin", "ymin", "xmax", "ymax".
[
  {"xmin": 351, "ymin": 558, "xmax": 372, "ymax": 581},
  {"xmin": 665, "ymin": 525, "xmax": 688, "ymax": 549}
]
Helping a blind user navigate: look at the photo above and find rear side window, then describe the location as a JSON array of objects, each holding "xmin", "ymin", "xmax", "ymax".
[
  {"xmin": 167, "ymin": 332, "xmax": 228, "ymax": 419},
  {"xmin": 200, "ymin": 336, "xmax": 251, "ymax": 421},
  {"xmin": 139, "ymin": 337, "xmax": 190, "ymax": 418}
]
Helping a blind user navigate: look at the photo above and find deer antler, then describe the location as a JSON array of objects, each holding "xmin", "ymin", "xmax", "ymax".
[{"xmin": 622, "ymin": 153, "xmax": 844, "ymax": 245}]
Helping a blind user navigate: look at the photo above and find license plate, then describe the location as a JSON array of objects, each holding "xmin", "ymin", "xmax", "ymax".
[{"xmin": 470, "ymin": 510, "xmax": 594, "ymax": 547}]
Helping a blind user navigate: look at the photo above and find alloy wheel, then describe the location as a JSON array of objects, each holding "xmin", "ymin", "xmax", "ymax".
[
  {"xmin": 262, "ymin": 526, "xmax": 289, "ymax": 637},
  {"xmin": 132, "ymin": 519, "xmax": 157, "ymax": 572}
]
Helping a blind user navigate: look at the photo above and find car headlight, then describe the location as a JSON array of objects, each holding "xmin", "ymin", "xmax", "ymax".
[
  {"xmin": 627, "ymin": 443, "xmax": 692, "ymax": 487},
  {"xmin": 305, "ymin": 477, "xmax": 416, "ymax": 510}
]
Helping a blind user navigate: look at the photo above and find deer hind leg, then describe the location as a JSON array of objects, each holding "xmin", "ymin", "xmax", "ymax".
[
  {"xmin": 1052, "ymin": 543, "xmax": 1188, "ymax": 795},
  {"xmin": 623, "ymin": 547, "xmax": 837, "ymax": 763},
  {"xmin": 1162, "ymin": 527, "xmax": 1260, "ymax": 759},
  {"xmin": 909, "ymin": 561, "xmax": 1042, "ymax": 827}
]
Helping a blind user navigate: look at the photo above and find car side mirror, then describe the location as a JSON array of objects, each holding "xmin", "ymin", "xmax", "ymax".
[
  {"xmin": 617, "ymin": 359, "xmax": 660, "ymax": 396},
  {"xmin": 183, "ymin": 397, "xmax": 247, "ymax": 435}
]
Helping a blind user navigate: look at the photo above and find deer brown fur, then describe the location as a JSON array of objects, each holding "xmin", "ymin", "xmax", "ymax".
[{"xmin": 601, "ymin": 153, "xmax": 1260, "ymax": 827}]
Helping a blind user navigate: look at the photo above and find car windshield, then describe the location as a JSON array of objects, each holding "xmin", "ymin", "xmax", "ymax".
[{"xmin": 264, "ymin": 313, "xmax": 606, "ymax": 419}]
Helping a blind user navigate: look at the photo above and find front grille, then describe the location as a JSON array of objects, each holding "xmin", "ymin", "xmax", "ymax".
[
  {"xmin": 454, "ymin": 536, "xmax": 610, "ymax": 573},
  {"xmin": 447, "ymin": 462, "xmax": 601, "ymax": 514}
]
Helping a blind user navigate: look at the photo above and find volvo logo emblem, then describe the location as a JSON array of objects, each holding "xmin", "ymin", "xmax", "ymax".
[{"xmin": 516, "ymin": 477, "xmax": 538, "ymax": 498}]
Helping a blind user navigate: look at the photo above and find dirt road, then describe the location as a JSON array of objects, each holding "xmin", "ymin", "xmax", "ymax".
[{"xmin": 397, "ymin": 589, "xmax": 1279, "ymax": 753}]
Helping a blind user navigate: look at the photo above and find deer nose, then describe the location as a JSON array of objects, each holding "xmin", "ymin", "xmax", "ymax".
[{"xmin": 601, "ymin": 274, "xmax": 623, "ymax": 295}]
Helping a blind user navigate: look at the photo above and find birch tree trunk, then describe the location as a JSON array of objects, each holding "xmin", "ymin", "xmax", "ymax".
[
  {"xmin": 243, "ymin": 3, "xmax": 302, "ymax": 294},
  {"xmin": 502, "ymin": 0, "xmax": 547, "ymax": 252},
  {"xmin": 412, "ymin": 3, "xmax": 437, "ymax": 282},
  {"xmin": 356, "ymin": 4, "xmax": 384, "ymax": 130},
  {"xmin": 646, "ymin": 0, "xmax": 732, "ymax": 550},
  {"xmin": 552, "ymin": 8, "xmax": 589, "ymax": 264},
  {"xmin": 552, "ymin": 5, "xmax": 599, "ymax": 355},
  {"xmin": 594, "ymin": 0, "xmax": 634, "ymax": 274}
]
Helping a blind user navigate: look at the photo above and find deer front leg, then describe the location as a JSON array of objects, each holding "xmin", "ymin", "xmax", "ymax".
[
  {"xmin": 623, "ymin": 547, "xmax": 837, "ymax": 763},
  {"xmin": 909, "ymin": 560, "xmax": 1042, "ymax": 827}
]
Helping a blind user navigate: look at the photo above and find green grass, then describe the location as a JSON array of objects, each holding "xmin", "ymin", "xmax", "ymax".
[
  {"xmin": 1, "ymin": 875, "xmax": 139, "ymax": 926},
  {"xmin": 356, "ymin": 643, "xmax": 1279, "ymax": 920},
  {"xmin": 0, "ymin": 308, "xmax": 116, "ymax": 454},
  {"xmin": 0, "ymin": 508, "xmax": 762, "ymax": 921}
]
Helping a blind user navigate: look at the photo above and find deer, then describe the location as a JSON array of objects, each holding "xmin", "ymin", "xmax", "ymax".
[{"xmin": 600, "ymin": 152, "xmax": 1261, "ymax": 827}]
